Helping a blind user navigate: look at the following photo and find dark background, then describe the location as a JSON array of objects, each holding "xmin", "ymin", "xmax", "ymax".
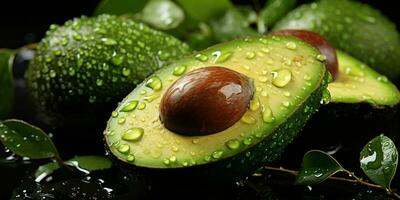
[{"xmin": 0, "ymin": 0, "xmax": 398, "ymax": 49}]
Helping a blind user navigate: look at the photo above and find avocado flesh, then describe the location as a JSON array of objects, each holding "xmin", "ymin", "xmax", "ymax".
[
  {"xmin": 328, "ymin": 51, "xmax": 400, "ymax": 106},
  {"xmin": 273, "ymin": 0, "xmax": 400, "ymax": 80},
  {"xmin": 27, "ymin": 15, "xmax": 190, "ymax": 125},
  {"xmin": 105, "ymin": 35, "xmax": 328, "ymax": 169}
]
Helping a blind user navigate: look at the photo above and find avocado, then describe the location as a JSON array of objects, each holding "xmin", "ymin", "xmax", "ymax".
[
  {"xmin": 328, "ymin": 51, "xmax": 400, "ymax": 106},
  {"xmin": 104, "ymin": 35, "xmax": 329, "ymax": 177},
  {"xmin": 26, "ymin": 14, "xmax": 191, "ymax": 127},
  {"xmin": 273, "ymin": 0, "xmax": 400, "ymax": 80}
]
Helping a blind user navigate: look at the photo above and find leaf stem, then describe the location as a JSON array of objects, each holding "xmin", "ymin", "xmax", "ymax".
[{"xmin": 263, "ymin": 166, "xmax": 400, "ymax": 199}]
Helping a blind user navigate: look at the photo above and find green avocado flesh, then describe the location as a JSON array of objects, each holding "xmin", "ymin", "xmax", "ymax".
[
  {"xmin": 328, "ymin": 51, "xmax": 400, "ymax": 106},
  {"xmin": 27, "ymin": 14, "xmax": 190, "ymax": 122},
  {"xmin": 105, "ymin": 35, "xmax": 328, "ymax": 169},
  {"xmin": 273, "ymin": 0, "xmax": 400, "ymax": 80}
]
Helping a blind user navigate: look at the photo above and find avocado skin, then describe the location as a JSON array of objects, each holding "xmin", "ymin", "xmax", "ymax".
[
  {"xmin": 108, "ymin": 71, "xmax": 330, "ymax": 181},
  {"xmin": 273, "ymin": 0, "xmax": 400, "ymax": 80},
  {"xmin": 26, "ymin": 15, "xmax": 191, "ymax": 127}
]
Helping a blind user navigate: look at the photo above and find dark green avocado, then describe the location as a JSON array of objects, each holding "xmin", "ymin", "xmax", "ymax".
[
  {"xmin": 273, "ymin": 0, "xmax": 400, "ymax": 80},
  {"xmin": 104, "ymin": 35, "xmax": 329, "ymax": 177},
  {"xmin": 26, "ymin": 14, "xmax": 191, "ymax": 127}
]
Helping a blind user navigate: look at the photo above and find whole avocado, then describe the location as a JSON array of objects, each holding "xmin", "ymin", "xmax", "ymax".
[
  {"xmin": 27, "ymin": 14, "xmax": 191, "ymax": 127},
  {"xmin": 273, "ymin": 0, "xmax": 400, "ymax": 80}
]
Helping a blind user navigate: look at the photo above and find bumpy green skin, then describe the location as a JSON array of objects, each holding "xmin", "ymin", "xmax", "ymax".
[
  {"xmin": 27, "ymin": 14, "xmax": 190, "ymax": 126},
  {"xmin": 273, "ymin": 0, "xmax": 400, "ymax": 80}
]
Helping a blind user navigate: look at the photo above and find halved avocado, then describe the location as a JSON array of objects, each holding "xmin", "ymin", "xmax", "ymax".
[
  {"xmin": 328, "ymin": 51, "xmax": 400, "ymax": 106},
  {"xmin": 104, "ymin": 35, "xmax": 329, "ymax": 177}
]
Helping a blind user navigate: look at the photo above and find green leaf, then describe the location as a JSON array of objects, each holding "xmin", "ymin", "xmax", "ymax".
[
  {"xmin": 258, "ymin": 0, "xmax": 297, "ymax": 33},
  {"xmin": 35, "ymin": 156, "xmax": 112, "ymax": 180},
  {"xmin": 209, "ymin": 8, "xmax": 259, "ymax": 42},
  {"xmin": 360, "ymin": 134, "xmax": 398, "ymax": 189},
  {"xmin": 0, "ymin": 49, "xmax": 15, "ymax": 119},
  {"xmin": 295, "ymin": 150, "xmax": 344, "ymax": 185},
  {"xmin": 139, "ymin": 0, "xmax": 185, "ymax": 30},
  {"xmin": 175, "ymin": 0, "xmax": 233, "ymax": 21},
  {"xmin": 0, "ymin": 119, "xmax": 58, "ymax": 159},
  {"xmin": 94, "ymin": 0, "xmax": 148, "ymax": 15}
]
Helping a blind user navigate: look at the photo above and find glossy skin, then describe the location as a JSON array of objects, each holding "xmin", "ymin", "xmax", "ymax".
[
  {"xmin": 272, "ymin": 29, "xmax": 338, "ymax": 79},
  {"xmin": 160, "ymin": 67, "xmax": 254, "ymax": 136}
]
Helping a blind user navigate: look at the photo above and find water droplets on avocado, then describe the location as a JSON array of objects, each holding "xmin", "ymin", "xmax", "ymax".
[
  {"xmin": 144, "ymin": 94, "xmax": 160, "ymax": 103},
  {"xmin": 122, "ymin": 128, "xmax": 144, "ymax": 142},
  {"xmin": 111, "ymin": 111, "xmax": 119, "ymax": 118},
  {"xmin": 316, "ymin": 54, "xmax": 327, "ymax": 62},
  {"xmin": 121, "ymin": 100, "xmax": 138, "ymax": 112},
  {"xmin": 212, "ymin": 51, "xmax": 233, "ymax": 63},
  {"xmin": 245, "ymin": 51, "xmax": 256, "ymax": 59},
  {"xmin": 377, "ymin": 75, "xmax": 388, "ymax": 83},
  {"xmin": 172, "ymin": 65, "xmax": 187, "ymax": 76},
  {"xmin": 101, "ymin": 38, "xmax": 118, "ymax": 45},
  {"xmin": 262, "ymin": 105, "xmax": 275, "ymax": 123},
  {"xmin": 241, "ymin": 113, "xmax": 256, "ymax": 124},
  {"xmin": 117, "ymin": 144, "xmax": 130, "ymax": 154},
  {"xmin": 49, "ymin": 70, "xmax": 56, "ymax": 78},
  {"xmin": 272, "ymin": 69, "xmax": 292, "ymax": 88},
  {"xmin": 249, "ymin": 98, "xmax": 260, "ymax": 111},
  {"xmin": 282, "ymin": 101, "xmax": 291, "ymax": 108},
  {"xmin": 127, "ymin": 154, "xmax": 135, "ymax": 162},
  {"xmin": 122, "ymin": 68, "xmax": 131, "ymax": 77},
  {"xmin": 212, "ymin": 151, "xmax": 223, "ymax": 159},
  {"xmin": 195, "ymin": 53, "xmax": 208, "ymax": 62},
  {"xmin": 112, "ymin": 54, "xmax": 125, "ymax": 65},
  {"xmin": 145, "ymin": 76, "xmax": 162, "ymax": 91},
  {"xmin": 137, "ymin": 102, "xmax": 146, "ymax": 110},
  {"xmin": 243, "ymin": 137, "xmax": 253, "ymax": 146},
  {"xmin": 118, "ymin": 118, "xmax": 126, "ymax": 124},
  {"xmin": 258, "ymin": 76, "xmax": 268, "ymax": 83},
  {"xmin": 226, "ymin": 139, "xmax": 241, "ymax": 150},
  {"xmin": 73, "ymin": 33, "xmax": 82, "ymax": 41},
  {"xmin": 285, "ymin": 42, "xmax": 297, "ymax": 50},
  {"xmin": 96, "ymin": 79, "xmax": 104, "ymax": 86}
]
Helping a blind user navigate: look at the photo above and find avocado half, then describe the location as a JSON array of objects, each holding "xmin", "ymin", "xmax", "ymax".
[{"xmin": 104, "ymin": 35, "xmax": 329, "ymax": 177}]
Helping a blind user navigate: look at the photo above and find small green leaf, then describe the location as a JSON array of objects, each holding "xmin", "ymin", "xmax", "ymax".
[
  {"xmin": 360, "ymin": 134, "xmax": 398, "ymax": 189},
  {"xmin": 295, "ymin": 150, "xmax": 344, "ymax": 185},
  {"xmin": 0, "ymin": 49, "xmax": 15, "ymax": 119},
  {"xmin": 34, "ymin": 156, "xmax": 112, "ymax": 180},
  {"xmin": 139, "ymin": 0, "xmax": 185, "ymax": 30},
  {"xmin": 0, "ymin": 119, "xmax": 58, "ymax": 159},
  {"xmin": 175, "ymin": 0, "xmax": 233, "ymax": 21},
  {"xmin": 94, "ymin": 0, "xmax": 148, "ymax": 15},
  {"xmin": 209, "ymin": 8, "xmax": 259, "ymax": 42}
]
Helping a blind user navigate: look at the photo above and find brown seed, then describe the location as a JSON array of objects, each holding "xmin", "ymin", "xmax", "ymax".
[{"xmin": 160, "ymin": 66, "xmax": 254, "ymax": 136}]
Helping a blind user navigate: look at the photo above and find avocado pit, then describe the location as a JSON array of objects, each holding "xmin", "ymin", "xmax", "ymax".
[{"xmin": 160, "ymin": 66, "xmax": 254, "ymax": 136}]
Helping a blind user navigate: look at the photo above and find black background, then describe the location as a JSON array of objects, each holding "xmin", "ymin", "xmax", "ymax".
[{"xmin": 0, "ymin": 0, "xmax": 399, "ymax": 49}]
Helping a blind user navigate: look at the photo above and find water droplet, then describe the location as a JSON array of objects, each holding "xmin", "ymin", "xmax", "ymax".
[
  {"xmin": 261, "ymin": 91, "xmax": 268, "ymax": 97},
  {"xmin": 163, "ymin": 159, "xmax": 170, "ymax": 165},
  {"xmin": 127, "ymin": 154, "xmax": 135, "ymax": 162},
  {"xmin": 316, "ymin": 54, "xmax": 327, "ymax": 62},
  {"xmin": 140, "ymin": 90, "xmax": 147, "ymax": 95},
  {"xmin": 144, "ymin": 94, "xmax": 160, "ymax": 102},
  {"xmin": 243, "ymin": 136, "xmax": 253, "ymax": 145},
  {"xmin": 212, "ymin": 51, "xmax": 233, "ymax": 63},
  {"xmin": 101, "ymin": 38, "xmax": 118, "ymax": 45},
  {"xmin": 121, "ymin": 100, "xmax": 138, "ymax": 112},
  {"xmin": 282, "ymin": 101, "xmax": 291, "ymax": 107},
  {"xmin": 145, "ymin": 76, "xmax": 162, "ymax": 91},
  {"xmin": 49, "ymin": 70, "xmax": 56, "ymax": 78},
  {"xmin": 195, "ymin": 53, "xmax": 208, "ymax": 62},
  {"xmin": 249, "ymin": 98, "xmax": 260, "ymax": 111},
  {"xmin": 377, "ymin": 75, "xmax": 388, "ymax": 83},
  {"xmin": 122, "ymin": 68, "xmax": 131, "ymax": 77},
  {"xmin": 112, "ymin": 55, "xmax": 124, "ymax": 65},
  {"xmin": 53, "ymin": 50, "xmax": 62, "ymax": 56},
  {"xmin": 96, "ymin": 79, "xmax": 103, "ymax": 86},
  {"xmin": 173, "ymin": 65, "xmax": 187, "ymax": 76},
  {"xmin": 272, "ymin": 69, "xmax": 292, "ymax": 88},
  {"xmin": 122, "ymin": 128, "xmax": 144, "ymax": 142},
  {"xmin": 137, "ymin": 102, "xmax": 146, "ymax": 110},
  {"xmin": 285, "ymin": 42, "xmax": 297, "ymax": 50},
  {"xmin": 262, "ymin": 105, "xmax": 275, "ymax": 123},
  {"xmin": 171, "ymin": 146, "xmax": 179, "ymax": 152},
  {"xmin": 118, "ymin": 118, "xmax": 126, "ymax": 124},
  {"xmin": 245, "ymin": 51, "xmax": 256, "ymax": 59},
  {"xmin": 118, "ymin": 144, "xmax": 130, "ymax": 154},
  {"xmin": 241, "ymin": 113, "xmax": 256, "ymax": 124},
  {"xmin": 212, "ymin": 151, "xmax": 223, "ymax": 159},
  {"xmin": 226, "ymin": 139, "xmax": 240, "ymax": 150},
  {"xmin": 258, "ymin": 76, "xmax": 268, "ymax": 83},
  {"xmin": 111, "ymin": 111, "xmax": 119, "ymax": 118}
]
